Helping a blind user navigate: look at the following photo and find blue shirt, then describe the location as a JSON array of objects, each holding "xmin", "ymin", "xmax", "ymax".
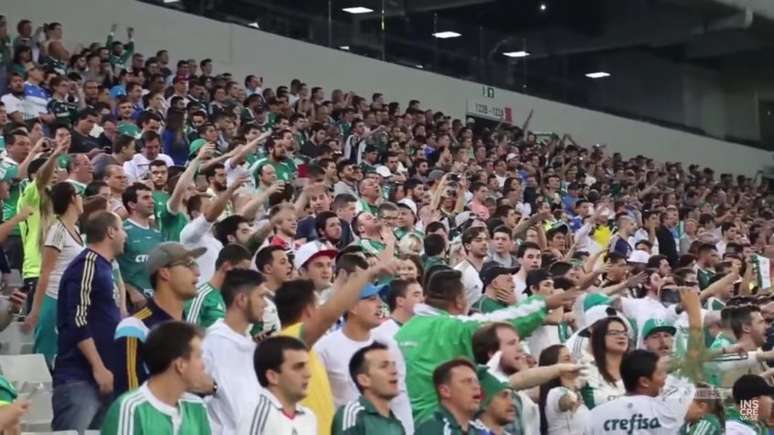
[{"xmin": 54, "ymin": 249, "xmax": 120, "ymax": 386}]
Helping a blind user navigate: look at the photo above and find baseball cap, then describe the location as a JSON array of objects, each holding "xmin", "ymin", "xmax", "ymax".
[
  {"xmin": 582, "ymin": 293, "xmax": 612, "ymax": 311},
  {"xmin": 628, "ymin": 250, "xmax": 651, "ymax": 264},
  {"xmin": 479, "ymin": 263, "xmax": 518, "ymax": 290},
  {"xmin": 117, "ymin": 122, "xmax": 141, "ymax": 139},
  {"xmin": 294, "ymin": 241, "xmax": 337, "ymax": 270},
  {"xmin": 428, "ymin": 169, "xmax": 446, "ymax": 184},
  {"xmin": 733, "ymin": 374, "xmax": 774, "ymax": 402},
  {"xmin": 375, "ymin": 166, "xmax": 392, "ymax": 178},
  {"xmin": 641, "ymin": 319, "xmax": 676, "ymax": 340},
  {"xmin": 360, "ymin": 283, "xmax": 387, "ymax": 300},
  {"xmin": 0, "ymin": 163, "xmax": 18, "ymax": 183},
  {"xmin": 189, "ymin": 138, "xmax": 208, "ymax": 157},
  {"xmin": 477, "ymin": 366, "xmax": 511, "ymax": 407},
  {"xmin": 579, "ymin": 304, "xmax": 625, "ymax": 337},
  {"xmin": 146, "ymin": 242, "xmax": 206, "ymax": 275}
]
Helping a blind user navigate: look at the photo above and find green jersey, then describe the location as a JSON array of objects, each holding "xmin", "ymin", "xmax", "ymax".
[
  {"xmin": 414, "ymin": 406, "xmax": 488, "ymax": 435},
  {"xmin": 679, "ymin": 413, "xmax": 722, "ymax": 435},
  {"xmin": 0, "ymin": 375, "xmax": 17, "ymax": 405},
  {"xmin": 106, "ymin": 33, "xmax": 134, "ymax": 70},
  {"xmin": 394, "ymin": 227, "xmax": 424, "ymax": 241},
  {"xmin": 725, "ymin": 406, "xmax": 767, "ymax": 435},
  {"xmin": 67, "ymin": 179, "xmax": 87, "ymax": 196},
  {"xmin": 118, "ymin": 219, "xmax": 163, "ymax": 295},
  {"xmin": 153, "ymin": 191, "xmax": 188, "ymax": 242},
  {"xmin": 332, "ymin": 397, "xmax": 406, "ymax": 435},
  {"xmin": 251, "ymin": 157, "xmax": 297, "ymax": 183},
  {"xmin": 101, "ymin": 383, "xmax": 211, "ymax": 435},
  {"xmin": 354, "ymin": 238, "xmax": 385, "ymax": 256},
  {"xmin": 472, "ymin": 295, "xmax": 507, "ymax": 313},
  {"xmin": 697, "ymin": 268, "xmax": 714, "ymax": 290},
  {"xmin": 184, "ymin": 283, "xmax": 224, "ymax": 329},
  {"xmin": 396, "ymin": 298, "xmax": 547, "ymax": 424},
  {"xmin": 1, "ymin": 159, "xmax": 23, "ymax": 236},
  {"xmin": 706, "ymin": 297, "xmax": 726, "ymax": 312},
  {"xmin": 47, "ymin": 97, "xmax": 78, "ymax": 127}
]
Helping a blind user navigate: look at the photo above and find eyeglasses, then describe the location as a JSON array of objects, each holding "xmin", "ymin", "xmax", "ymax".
[
  {"xmin": 606, "ymin": 330, "xmax": 628, "ymax": 337},
  {"xmin": 169, "ymin": 258, "xmax": 198, "ymax": 270}
]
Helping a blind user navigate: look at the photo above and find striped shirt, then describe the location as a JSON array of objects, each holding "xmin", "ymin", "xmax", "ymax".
[
  {"xmin": 185, "ymin": 282, "xmax": 225, "ymax": 329},
  {"xmin": 237, "ymin": 389, "xmax": 316, "ymax": 435},
  {"xmin": 22, "ymin": 81, "xmax": 50, "ymax": 120}
]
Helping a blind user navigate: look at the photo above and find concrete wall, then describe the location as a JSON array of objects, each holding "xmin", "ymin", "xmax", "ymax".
[{"xmin": 4, "ymin": 0, "xmax": 771, "ymax": 175}]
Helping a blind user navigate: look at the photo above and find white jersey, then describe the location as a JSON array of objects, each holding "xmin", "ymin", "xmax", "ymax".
[
  {"xmin": 236, "ymin": 390, "xmax": 317, "ymax": 435},
  {"xmin": 454, "ymin": 259, "xmax": 483, "ymax": 306},
  {"xmin": 585, "ymin": 376, "xmax": 695, "ymax": 435},
  {"xmin": 545, "ymin": 386, "xmax": 589, "ymax": 435},
  {"xmin": 43, "ymin": 220, "xmax": 85, "ymax": 298}
]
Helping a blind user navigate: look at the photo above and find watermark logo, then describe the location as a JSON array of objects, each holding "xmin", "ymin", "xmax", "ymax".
[{"xmin": 740, "ymin": 400, "xmax": 759, "ymax": 421}]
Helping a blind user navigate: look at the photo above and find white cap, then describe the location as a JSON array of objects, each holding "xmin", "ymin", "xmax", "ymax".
[
  {"xmin": 628, "ymin": 250, "xmax": 651, "ymax": 264},
  {"xmin": 506, "ymin": 153, "xmax": 518, "ymax": 161},
  {"xmin": 376, "ymin": 166, "xmax": 392, "ymax": 178},
  {"xmin": 293, "ymin": 241, "xmax": 337, "ymax": 270}
]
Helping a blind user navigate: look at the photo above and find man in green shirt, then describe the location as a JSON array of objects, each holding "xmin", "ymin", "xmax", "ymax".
[
  {"xmin": 357, "ymin": 178, "xmax": 381, "ymax": 215},
  {"xmin": 101, "ymin": 321, "xmax": 212, "ymax": 435},
  {"xmin": 185, "ymin": 244, "xmax": 252, "ymax": 328},
  {"xmin": 472, "ymin": 264, "xmax": 517, "ymax": 314},
  {"xmin": 1, "ymin": 129, "xmax": 33, "ymax": 273},
  {"xmin": 353, "ymin": 212, "xmax": 389, "ymax": 256},
  {"xmin": 250, "ymin": 129, "xmax": 297, "ymax": 183},
  {"xmin": 414, "ymin": 358, "xmax": 489, "ymax": 435},
  {"xmin": 396, "ymin": 267, "xmax": 569, "ymax": 424},
  {"xmin": 332, "ymin": 342, "xmax": 406, "ymax": 435},
  {"xmin": 118, "ymin": 183, "xmax": 164, "ymax": 299},
  {"xmin": 106, "ymin": 24, "xmax": 134, "ymax": 72}
]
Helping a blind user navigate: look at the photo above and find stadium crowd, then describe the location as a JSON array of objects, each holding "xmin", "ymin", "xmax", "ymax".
[{"xmin": 0, "ymin": 13, "xmax": 773, "ymax": 435}]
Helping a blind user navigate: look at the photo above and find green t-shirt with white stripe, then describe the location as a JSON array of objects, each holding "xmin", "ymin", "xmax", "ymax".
[
  {"xmin": 355, "ymin": 238, "xmax": 386, "ymax": 256},
  {"xmin": 100, "ymin": 383, "xmax": 211, "ymax": 435},
  {"xmin": 184, "ymin": 282, "xmax": 224, "ymax": 329}
]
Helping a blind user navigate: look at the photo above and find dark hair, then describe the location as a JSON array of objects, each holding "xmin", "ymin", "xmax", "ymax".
[
  {"xmin": 274, "ymin": 279, "xmax": 317, "ymax": 326},
  {"xmin": 386, "ymin": 279, "xmax": 411, "ymax": 312},
  {"xmin": 461, "ymin": 226, "xmax": 487, "ymax": 249},
  {"xmin": 538, "ymin": 345, "xmax": 567, "ymax": 435},
  {"xmin": 202, "ymin": 162, "xmax": 225, "ymax": 184},
  {"xmin": 621, "ymin": 349, "xmax": 660, "ymax": 393},
  {"xmin": 335, "ymin": 254, "xmax": 369, "ymax": 277},
  {"xmin": 144, "ymin": 321, "xmax": 203, "ymax": 376},
  {"xmin": 50, "ymin": 182, "xmax": 77, "ymax": 215},
  {"xmin": 254, "ymin": 245, "xmax": 285, "ymax": 274},
  {"xmin": 28, "ymin": 158, "xmax": 47, "ymax": 179},
  {"xmin": 729, "ymin": 305, "xmax": 762, "ymax": 339},
  {"xmin": 423, "ymin": 234, "xmax": 446, "ymax": 257},
  {"xmin": 432, "ymin": 358, "xmax": 476, "ymax": 396},
  {"xmin": 221, "ymin": 269, "xmax": 265, "ymax": 308},
  {"xmin": 424, "ymin": 269, "xmax": 464, "ymax": 311},
  {"xmin": 122, "ymin": 182, "xmax": 151, "ymax": 213},
  {"xmin": 526, "ymin": 269, "xmax": 552, "ymax": 295},
  {"xmin": 349, "ymin": 341, "xmax": 390, "ymax": 393},
  {"xmin": 590, "ymin": 317, "xmax": 629, "ymax": 384},
  {"xmin": 213, "ymin": 215, "xmax": 249, "ymax": 246},
  {"xmin": 425, "ymin": 221, "xmax": 447, "ymax": 235},
  {"xmin": 215, "ymin": 244, "xmax": 252, "ymax": 270},
  {"xmin": 314, "ymin": 211, "xmax": 339, "ymax": 239},
  {"xmin": 84, "ymin": 181, "xmax": 108, "ymax": 198},
  {"xmin": 471, "ymin": 322, "xmax": 517, "ymax": 365},
  {"xmin": 113, "ymin": 134, "xmax": 135, "ymax": 155},
  {"xmin": 253, "ymin": 335, "xmax": 308, "ymax": 387},
  {"xmin": 84, "ymin": 211, "xmax": 120, "ymax": 243},
  {"xmin": 517, "ymin": 241, "xmax": 541, "ymax": 258}
]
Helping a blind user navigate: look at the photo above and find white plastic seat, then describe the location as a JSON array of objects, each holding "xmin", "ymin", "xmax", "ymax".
[
  {"xmin": 0, "ymin": 354, "xmax": 52, "ymax": 393},
  {"xmin": 0, "ymin": 322, "xmax": 34, "ymax": 355},
  {"xmin": 19, "ymin": 389, "xmax": 53, "ymax": 432}
]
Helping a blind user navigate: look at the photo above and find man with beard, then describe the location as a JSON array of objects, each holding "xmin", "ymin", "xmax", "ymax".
[
  {"xmin": 477, "ymin": 370, "xmax": 517, "ymax": 435},
  {"xmin": 91, "ymin": 133, "xmax": 136, "ymax": 180},
  {"xmin": 311, "ymin": 211, "xmax": 343, "ymax": 249},
  {"xmin": 111, "ymin": 242, "xmax": 211, "ymax": 397},
  {"xmin": 203, "ymin": 162, "xmax": 232, "ymax": 219},
  {"xmin": 202, "ymin": 269, "xmax": 268, "ymax": 435},
  {"xmin": 332, "ymin": 343, "xmax": 405, "ymax": 435},
  {"xmin": 334, "ymin": 160, "xmax": 359, "ymax": 197},
  {"xmin": 250, "ymin": 129, "xmax": 298, "ymax": 183},
  {"xmin": 296, "ymin": 186, "xmax": 333, "ymax": 243},
  {"xmin": 0, "ymin": 73, "xmax": 24, "ymax": 123}
]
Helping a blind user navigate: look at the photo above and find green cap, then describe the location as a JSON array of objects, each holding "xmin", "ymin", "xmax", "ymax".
[
  {"xmin": 189, "ymin": 138, "xmax": 208, "ymax": 157},
  {"xmin": 0, "ymin": 163, "xmax": 18, "ymax": 183},
  {"xmin": 641, "ymin": 319, "xmax": 676, "ymax": 340},
  {"xmin": 117, "ymin": 122, "xmax": 141, "ymax": 139},
  {"xmin": 477, "ymin": 366, "xmax": 510, "ymax": 407},
  {"xmin": 583, "ymin": 293, "xmax": 611, "ymax": 312},
  {"xmin": 57, "ymin": 154, "xmax": 71, "ymax": 170}
]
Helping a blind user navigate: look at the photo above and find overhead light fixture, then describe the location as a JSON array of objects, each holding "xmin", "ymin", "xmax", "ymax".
[
  {"xmin": 416, "ymin": 64, "xmax": 424, "ymax": 69},
  {"xmin": 503, "ymin": 51, "xmax": 530, "ymax": 58},
  {"xmin": 585, "ymin": 72, "xmax": 611, "ymax": 79},
  {"xmin": 432, "ymin": 31, "xmax": 462, "ymax": 39},
  {"xmin": 342, "ymin": 6, "xmax": 374, "ymax": 14},
  {"xmin": 163, "ymin": 0, "xmax": 179, "ymax": 3},
  {"xmin": 339, "ymin": 45, "xmax": 351, "ymax": 50},
  {"xmin": 539, "ymin": 3, "xmax": 547, "ymax": 11},
  {"xmin": 248, "ymin": 22, "xmax": 259, "ymax": 28}
]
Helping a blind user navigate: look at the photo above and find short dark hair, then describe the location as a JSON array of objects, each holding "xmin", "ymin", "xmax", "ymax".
[
  {"xmin": 84, "ymin": 211, "xmax": 121, "ymax": 243},
  {"xmin": 215, "ymin": 244, "xmax": 252, "ymax": 270},
  {"xmin": 335, "ymin": 254, "xmax": 369, "ymax": 277},
  {"xmin": 621, "ymin": 349, "xmax": 660, "ymax": 393},
  {"xmin": 517, "ymin": 241, "xmax": 541, "ymax": 258},
  {"xmin": 729, "ymin": 305, "xmax": 762, "ymax": 339},
  {"xmin": 386, "ymin": 279, "xmax": 411, "ymax": 312},
  {"xmin": 84, "ymin": 181, "xmax": 108, "ymax": 198},
  {"xmin": 332, "ymin": 193, "xmax": 357, "ymax": 211},
  {"xmin": 461, "ymin": 226, "xmax": 487, "ymax": 248},
  {"xmin": 424, "ymin": 234, "xmax": 446, "ymax": 257},
  {"xmin": 274, "ymin": 279, "xmax": 317, "ymax": 326},
  {"xmin": 526, "ymin": 269, "xmax": 552, "ymax": 295},
  {"xmin": 122, "ymin": 182, "xmax": 151, "ymax": 213},
  {"xmin": 113, "ymin": 134, "xmax": 135, "ymax": 154},
  {"xmin": 254, "ymin": 245, "xmax": 285, "ymax": 274},
  {"xmin": 213, "ymin": 215, "xmax": 249, "ymax": 246},
  {"xmin": 221, "ymin": 269, "xmax": 265, "ymax": 308},
  {"xmin": 314, "ymin": 211, "xmax": 338, "ymax": 238},
  {"xmin": 253, "ymin": 335, "xmax": 308, "ymax": 387},
  {"xmin": 349, "ymin": 341, "xmax": 390, "ymax": 393},
  {"xmin": 432, "ymin": 358, "xmax": 475, "ymax": 396},
  {"xmin": 144, "ymin": 321, "xmax": 203, "ymax": 376},
  {"xmin": 424, "ymin": 269, "xmax": 464, "ymax": 310}
]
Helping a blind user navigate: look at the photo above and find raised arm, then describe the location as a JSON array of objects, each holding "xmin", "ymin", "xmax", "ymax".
[
  {"xmin": 204, "ymin": 174, "xmax": 247, "ymax": 223},
  {"xmin": 36, "ymin": 137, "xmax": 70, "ymax": 190},
  {"xmin": 169, "ymin": 144, "xmax": 212, "ymax": 214}
]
